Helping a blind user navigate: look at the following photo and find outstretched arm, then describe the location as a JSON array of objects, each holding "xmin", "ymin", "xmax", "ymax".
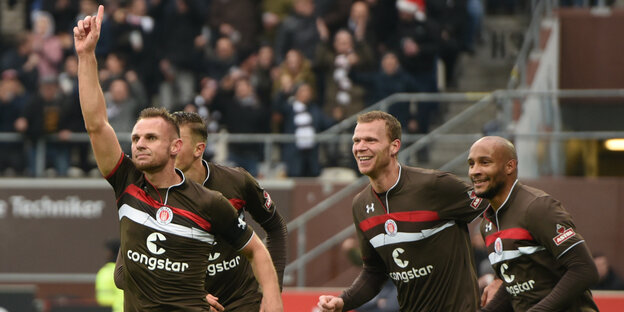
[
  {"xmin": 240, "ymin": 235, "xmax": 283, "ymax": 312},
  {"xmin": 74, "ymin": 5, "xmax": 122, "ymax": 177}
]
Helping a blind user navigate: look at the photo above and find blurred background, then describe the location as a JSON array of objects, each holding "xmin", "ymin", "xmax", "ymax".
[{"xmin": 1, "ymin": 0, "xmax": 624, "ymax": 311}]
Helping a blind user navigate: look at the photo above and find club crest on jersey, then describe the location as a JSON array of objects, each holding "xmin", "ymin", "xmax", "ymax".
[
  {"xmin": 553, "ymin": 224, "xmax": 576, "ymax": 246},
  {"xmin": 494, "ymin": 237, "xmax": 504, "ymax": 255},
  {"xmin": 467, "ymin": 190, "xmax": 483, "ymax": 209},
  {"xmin": 263, "ymin": 190, "xmax": 273, "ymax": 211},
  {"xmin": 366, "ymin": 203, "xmax": 375, "ymax": 214},
  {"xmin": 156, "ymin": 206, "xmax": 173, "ymax": 225},
  {"xmin": 385, "ymin": 219, "xmax": 398, "ymax": 236}
]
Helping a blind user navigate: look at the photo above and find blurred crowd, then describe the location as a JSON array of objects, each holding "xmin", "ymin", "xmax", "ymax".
[{"xmin": 0, "ymin": 0, "xmax": 486, "ymax": 178}]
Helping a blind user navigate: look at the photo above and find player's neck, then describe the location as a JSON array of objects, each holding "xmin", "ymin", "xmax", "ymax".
[
  {"xmin": 144, "ymin": 163, "xmax": 182, "ymax": 188},
  {"xmin": 185, "ymin": 159, "xmax": 208, "ymax": 185},
  {"xmin": 490, "ymin": 180, "xmax": 516, "ymax": 211},
  {"xmin": 370, "ymin": 161, "xmax": 400, "ymax": 193}
]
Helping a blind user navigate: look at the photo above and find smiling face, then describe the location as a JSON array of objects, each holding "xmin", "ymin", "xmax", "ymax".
[
  {"xmin": 352, "ymin": 119, "xmax": 400, "ymax": 178},
  {"xmin": 467, "ymin": 137, "xmax": 517, "ymax": 202},
  {"xmin": 131, "ymin": 117, "xmax": 180, "ymax": 173}
]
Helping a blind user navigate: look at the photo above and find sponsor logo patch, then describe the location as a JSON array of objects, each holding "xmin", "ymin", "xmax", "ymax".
[
  {"xmin": 392, "ymin": 248, "xmax": 409, "ymax": 268},
  {"xmin": 156, "ymin": 206, "xmax": 173, "ymax": 225},
  {"xmin": 385, "ymin": 219, "xmax": 398, "ymax": 236},
  {"xmin": 553, "ymin": 224, "xmax": 576, "ymax": 246},
  {"xmin": 263, "ymin": 190, "xmax": 273, "ymax": 211},
  {"xmin": 467, "ymin": 190, "xmax": 483, "ymax": 209}
]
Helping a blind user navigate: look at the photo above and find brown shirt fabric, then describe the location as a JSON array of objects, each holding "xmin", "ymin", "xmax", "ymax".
[
  {"xmin": 344, "ymin": 165, "xmax": 487, "ymax": 311},
  {"xmin": 201, "ymin": 161, "xmax": 286, "ymax": 311},
  {"xmin": 480, "ymin": 181, "xmax": 598, "ymax": 312},
  {"xmin": 107, "ymin": 155, "xmax": 253, "ymax": 311}
]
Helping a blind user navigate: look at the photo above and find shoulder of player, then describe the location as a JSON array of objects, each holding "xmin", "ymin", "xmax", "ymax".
[
  {"xmin": 402, "ymin": 166, "xmax": 467, "ymax": 191},
  {"xmin": 515, "ymin": 184, "xmax": 560, "ymax": 217},
  {"xmin": 207, "ymin": 162, "xmax": 249, "ymax": 186}
]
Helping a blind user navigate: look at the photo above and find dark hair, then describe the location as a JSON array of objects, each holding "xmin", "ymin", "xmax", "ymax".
[
  {"xmin": 172, "ymin": 111, "xmax": 208, "ymax": 142},
  {"xmin": 137, "ymin": 107, "xmax": 180, "ymax": 137},
  {"xmin": 356, "ymin": 110, "xmax": 402, "ymax": 142}
]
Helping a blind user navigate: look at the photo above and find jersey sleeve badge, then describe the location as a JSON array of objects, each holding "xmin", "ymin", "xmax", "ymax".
[
  {"xmin": 467, "ymin": 190, "xmax": 483, "ymax": 209},
  {"xmin": 553, "ymin": 224, "xmax": 576, "ymax": 246}
]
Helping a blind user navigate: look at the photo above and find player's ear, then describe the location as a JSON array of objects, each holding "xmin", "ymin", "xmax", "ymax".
[
  {"xmin": 171, "ymin": 138, "xmax": 183, "ymax": 156},
  {"xmin": 505, "ymin": 159, "xmax": 517, "ymax": 175},
  {"xmin": 194, "ymin": 141, "xmax": 206, "ymax": 158},
  {"xmin": 390, "ymin": 139, "xmax": 401, "ymax": 157}
]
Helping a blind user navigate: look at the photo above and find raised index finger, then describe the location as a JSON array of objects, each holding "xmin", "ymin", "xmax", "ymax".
[{"xmin": 95, "ymin": 5, "xmax": 104, "ymax": 31}]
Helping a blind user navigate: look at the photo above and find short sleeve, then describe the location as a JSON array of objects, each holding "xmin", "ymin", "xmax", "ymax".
[
  {"xmin": 105, "ymin": 154, "xmax": 141, "ymax": 199},
  {"xmin": 525, "ymin": 196, "xmax": 585, "ymax": 259},
  {"xmin": 209, "ymin": 192, "xmax": 255, "ymax": 251},
  {"xmin": 434, "ymin": 172, "xmax": 488, "ymax": 223}
]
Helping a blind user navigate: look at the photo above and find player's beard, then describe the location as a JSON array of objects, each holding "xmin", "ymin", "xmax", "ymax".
[
  {"xmin": 476, "ymin": 178, "xmax": 504, "ymax": 200},
  {"xmin": 134, "ymin": 155, "xmax": 168, "ymax": 173}
]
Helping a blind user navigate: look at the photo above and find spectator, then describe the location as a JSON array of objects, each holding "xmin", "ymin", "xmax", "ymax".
[
  {"xmin": 157, "ymin": 0, "xmax": 204, "ymax": 111},
  {"xmin": 95, "ymin": 239, "xmax": 123, "ymax": 312},
  {"xmin": 274, "ymin": 0, "xmax": 319, "ymax": 63},
  {"xmin": 248, "ymin": 44, "xmax": 277, "ymax": 111},
  {"xmin": 314, "ymin": 27, "xmax": 374, "ymax": 120},
  {"xmin": 260, "ymin": 0, "xmax": 293, "ymax": 44},
  {"xmin": 346, "ymin": 1, "xmax": 376, "ymax": 54},
  {"xmin": 316, "ymin": 0, "xmax": 352, "ymax": 36},
  {"xmin": 210, "ymin": 0, "xmax": 261, "ymax": 58},
  {"xmin": 217, "ymin": 76, "xmax": 270, "ymax": 176},
  {"xmin": 280, "ymin": 83, "xmax": 335, "ymax": 177},
  {"xmin": 105, "ymin": 77, "xmax": 146, "ymax": 155},
  {"xmin": 202, "ymin": 36, "xmax": 239, "ymax": 83},
  {"xmin": 14, "ymin": 76, "xmax": 71, "ymax": 177},
  {"xmin": 272, "ymin": 49, "xmax": 316, "ymax": 99},
  {"xmin": 593, "ymin": 253, "xmax": 624, "ymax": 290},
  {"xmin": 0, "ymin": 69, "xmax": 28, "ymax": 176},
  {"xmin": 1, "ymin": 32, "xmax": 39, "ymax": 91},
  {"xmin": 30, "ymin": 11, "xmax": 64, "ymax": 78}
]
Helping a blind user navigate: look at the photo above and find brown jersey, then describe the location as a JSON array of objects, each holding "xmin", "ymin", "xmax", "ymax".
[
  {"xmin": 352, "ymin": 165, "xmax": 486, "ymax": 311},
  {"xmin": 200, "ymin": 161, "xmax": 285, "ymax": 311},
  {"xmin": 480, "ymin": 181, "xmax": 598, "ymax": 311},
  {"xmin": 107, "ymin": 155, "xmax": 253, "ymax": 311}
]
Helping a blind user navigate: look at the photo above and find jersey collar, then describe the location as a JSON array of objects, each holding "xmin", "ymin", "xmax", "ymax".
[{"xmin": 201, "ymin": 159, "xmax": 211, "ymax": 185}]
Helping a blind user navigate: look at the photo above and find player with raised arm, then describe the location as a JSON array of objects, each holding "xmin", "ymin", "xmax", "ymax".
[{"xmin": 74, "ymin": 6, "xmax": 282, "ymax": 311}]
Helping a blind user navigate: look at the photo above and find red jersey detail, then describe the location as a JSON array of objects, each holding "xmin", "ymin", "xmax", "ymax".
[
  {"xmin": 228, "ymin": 198, "xmax": 246, "ymax": 210},
  {"xmin": 359, "ymin": 211, "xmax": 440, "ymax": 232},
  {"xmin": 104, "ymin": 152, "xmax": 125, "ymax": 180},
  {"xmin": 485, "ymin": 228, "xmax": 533, "ymax": 247},
  {"xmin": 123, "ymin": 184, "xmax": 212, "ymax": 231}
]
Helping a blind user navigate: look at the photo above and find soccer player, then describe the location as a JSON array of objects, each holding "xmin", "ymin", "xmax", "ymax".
[
  {"xmin": 318, "ymin": 111, "xmax": 487, "ymax": 311},
  {"xmin": 114, "ymin": 111, "xmax": 287, "ymax": 311},
  {"xmin": 468, "ymin": 136, "xmax": 599, "ymax": 311},
  {"xmin": 74, "ymin": 6, "xmax": 282, "ymax": 311}
]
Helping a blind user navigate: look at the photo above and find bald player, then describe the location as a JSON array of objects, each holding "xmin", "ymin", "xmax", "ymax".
[{"xmin": 468, "ymin": 136, "xmax": 599, "ymax": 311}]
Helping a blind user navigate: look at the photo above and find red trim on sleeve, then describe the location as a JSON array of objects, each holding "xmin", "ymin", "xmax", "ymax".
[
  {"xmin": 228, "ymin": 198, "xmax": 246, "ymax": 210},
  {"xmin": 485, "ymin": 228, "xmax": 534, "ymax": 247},
  {"xmin": 359, "ymin": 211, "xmax": 440, "ymax": 232},
  {"xmin": 104, "ymin": 152, "xmax": 125, "ymax": 180},
  {"xmin": 123, "ymin": 184, "xmax": 212, "ymax": 232}
]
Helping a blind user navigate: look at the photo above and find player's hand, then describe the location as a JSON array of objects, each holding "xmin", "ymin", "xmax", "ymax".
[
  {"xmin": 259, "ymin": 293, "xmax": 283, "ymax": 312},
  {"xmin": 481, "ymin": 278, "xmax": 503, "ymax": 307},
  {"xmin": 317, "ymin": 295, "xmax": 344, "ymax": 312},
  {"xmin": 73, "ymin": 5, "xmax": 104, "ymax": 56},
  {"xmin": 205, "ymin": 294, "xmax": 224, "ymax": 312}
]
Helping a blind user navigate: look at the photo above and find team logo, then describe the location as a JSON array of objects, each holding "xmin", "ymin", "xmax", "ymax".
[
  {"xmin": 494, "ymin": 237, "xmax": 504, "ymax": 255},
  {"xmin": 366, "ymin": 203, "xmax": 375, "ymax": 214},
  {"xmin": 208, "ymin": 253, "xmax": 221, "ymax": 261},
  {"xmin": 156, "ymin": 206, "xmax": 173, "ymax": 225},
  {"xmin": 385, "ymin": 219, "xmax": 398, "ymax": 236},
  {"xmin": 237, "ymin": 216, "xmax": 247, "ymax": 230},
  {"xmin": 500, "ymin": 262, "xmax": 515, "ymax": 283},
  {"xmin": 392, "ymin": 248, "xmax": 409, "ymax": 268},
  {"xmin": 485, "ymin": 222, "xmax": 493, "ymax": 232},
  {"xmin": 467, "ymin": 190, "xmax": 483, "ymax": 209},
  {"xmin": 263, "ymin": 190, "xmax": 273, "ymax": 211},
  {"xmin": 553, "ymin": 224, "xmax": 576, "ymax": 246},
  {"xmin": 146, "ymin": 232, "xmax": 166, "ymax": 255}
]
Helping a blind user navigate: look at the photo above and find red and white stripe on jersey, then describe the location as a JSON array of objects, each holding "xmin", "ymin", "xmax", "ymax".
[
  {"xmin": 369, "ymin": 221, "xmax": 456, "ymax": 248},
  {"xmin": 488, "ymin": 246, "xmax": 545, "ymax": 265},
  {"xmin": 123, "ymin": 184, "xmax": 212, "ymax": 231},
  {"xmin": 119, "ymin": 204, "xmax": 215, "ymax": 245},
  {"xmin": 485, "ymin": 228, "xmax": 544, "ymax": 265}
]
